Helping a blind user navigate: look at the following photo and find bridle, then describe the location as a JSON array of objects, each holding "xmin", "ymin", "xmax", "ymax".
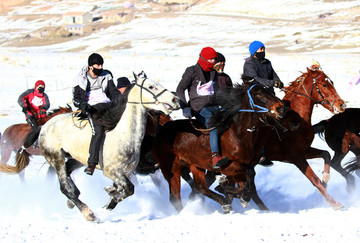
[
  {"xmin": 127, "ymin": 72, "xmax": 170, "ymax": 108},
  {"xmin": 239, "ymin": 84, "xmax": 270, "ymax": 113},
  {"xmin": 282, "ymin": 71, "xmax": 334, "ymax": 107}
]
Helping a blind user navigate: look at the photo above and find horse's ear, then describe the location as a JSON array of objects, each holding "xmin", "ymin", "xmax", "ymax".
[
  {"xmin": 306, "ymin": 67, "xmax": 312, "ymax": 73},
  {"xmin": 133, "ymin": 72, "xmax": 138, "ymax": 82}
]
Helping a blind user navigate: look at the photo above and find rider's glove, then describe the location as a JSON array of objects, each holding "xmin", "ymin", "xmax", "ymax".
[
  {"xmin": 182, "ymin": 107, "xmax": 192, "ymax": 119},
  {"xmin": 274, "ymin": 80, "xmax": 284, "ymax": 89},
  {"xmin": 80, "ymin": 102, "xmax": 91, "ymax": 116}
]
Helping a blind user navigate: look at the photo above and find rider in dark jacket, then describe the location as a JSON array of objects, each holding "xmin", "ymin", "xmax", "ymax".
[
  {"xmin": 243, "ymin": 41, "xmax": 283, "ymax": 95},
  {"xmin": 176, "ymin": 47, "xmax": 228, "ymax": 169},
  {"xmin": 73, "ymin": 53, "xmax": 120, "ymax": 175},
  {"xmin": 214, "ymin": 52, "xmax": 233, "ymax": 89},
  {"xmin": 243, "ymin": 41, "xmax": 284, "ymax": 166}
]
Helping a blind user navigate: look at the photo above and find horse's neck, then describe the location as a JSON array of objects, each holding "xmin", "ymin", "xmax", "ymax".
[{"xmin": 283, "ymin": 86, "xmax": 315, "ymax": 124}]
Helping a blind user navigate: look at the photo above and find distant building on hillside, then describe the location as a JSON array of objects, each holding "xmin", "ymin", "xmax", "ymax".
[
  {"xmin": 62, "ymin": 12, "xmax": 92, "ymax": 25},
  {"xmin": 65, "ymin": 24, "xmax": 85, "ymax": 35},
  {"xmin": 102, "ymin": 11, "xmax": 131, "ymax": 24}
]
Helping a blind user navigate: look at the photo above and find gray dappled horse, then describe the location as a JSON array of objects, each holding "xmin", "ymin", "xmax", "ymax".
[{"xmin": 23, "ymin": 72, "xmax": 179, "ymax": 221}]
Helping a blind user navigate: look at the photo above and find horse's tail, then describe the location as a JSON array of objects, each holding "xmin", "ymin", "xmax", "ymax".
[
  {"xmin": 343, "ymin": 157, "xmax": 360, "ymax": 174},
  {"xmin": 312, "ymin": 120, "xmax": 328, "ymax": 140},
  {"xmin": 0, "ymin": 147, "xmax": 30, "ymax": 173}
]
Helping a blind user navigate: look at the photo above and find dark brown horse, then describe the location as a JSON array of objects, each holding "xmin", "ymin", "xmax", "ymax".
[
  {"xmin": 313, "ymin": 108, "xmax": 360, "ymax": 192},
  {"xmin": 152, "ymin": 83, "xmax": 290, "ymax": 213},
  {"xmin": 262, "ymin": 64, "xmax": 346, "ymax": 209},
  {"xmin": 0, "ymin": 105, "xmax": 73, "ymax": 165}
]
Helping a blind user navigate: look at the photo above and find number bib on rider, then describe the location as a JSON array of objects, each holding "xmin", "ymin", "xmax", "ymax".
[
  {"xmin": 196, "ymin": 80, "xmax": 215, "ymax": 96},
  {"xmin": 87, "ymin": 89, "xmax": 111, "ymax": 105}
]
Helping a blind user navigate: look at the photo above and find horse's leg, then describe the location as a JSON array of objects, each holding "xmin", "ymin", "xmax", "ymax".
[
  {"xmin": 0, "ymin": 143, "xmax": 12, "ymax": 164},
  {"xmin": 190, "ymin": 167, "xmax": 232, "ymax": 213},
  {"xmin": 330, "ymin": 152, "xmax": 355, "ymax": 193},
  {"xmin": 293, "ymin": 158, "xmax": 343, "ymax": 210},
  {"xmin": 245, "ymin": 166, "xmax": 269, "ymax": 211},
  {"xmin": 305, "ymin": 147, "xmax": 331, "ymax": 185},
  {"xmin": 44, "ymin": 152, "xmax": 96, "ymax": 221},
  {"xmin": 102, "ymin": 168, "xmax": 135, "ymax": 211}
]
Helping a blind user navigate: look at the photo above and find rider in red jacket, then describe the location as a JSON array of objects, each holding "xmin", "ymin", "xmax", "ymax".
[{"xmin": 18, "ymin": 80, "xmax": 50, "ymax": 131}]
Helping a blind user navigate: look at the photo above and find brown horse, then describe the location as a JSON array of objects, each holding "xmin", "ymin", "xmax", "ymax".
[
  {"xmin": 152, "ymin": 82, "xmax": 290, "ymax": 213},
  {"xmin": 262, "ymin": 64, "xmax": 346, "ymax": 209},
  {"xmin": 0, "ymin": 105, "xmax": 73, "ymax": 165},
  {"xmin": 313, "ymin": 108, "xmax": 360, "ymax": 193}
]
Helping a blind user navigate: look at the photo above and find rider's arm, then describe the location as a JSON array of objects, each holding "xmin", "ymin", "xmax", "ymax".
[
  {"xmin": 42, "ymin": 93, "xmax": 50, "ymax": 110},
  {"xmin": 243, "ymin": 60, "xmax": 275, "ymax": 88},
  {"xmin": 176, "ymin": 66, "xmax": 194, "ymax": 108},
  {"xmin": 18, "ymin": 89, "xmax": 32, "ymax": 108}
]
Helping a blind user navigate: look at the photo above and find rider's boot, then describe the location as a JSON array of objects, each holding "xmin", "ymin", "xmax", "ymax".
[
  {"xmin": 84, "ymin": 163, "xmax": 96, "ymax": 176},
  {"xmin": 212, "ymin": 152, "xmax": 228, "ymax": 169}
]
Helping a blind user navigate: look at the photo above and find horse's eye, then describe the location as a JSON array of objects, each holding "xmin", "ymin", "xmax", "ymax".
[
  {"xmin": 322, "ymin": 84, "xmax": 327, "ymax": 87},
  {"xmin": 149, "ymin": 85, "xmax": 155, "ymax": 90}
]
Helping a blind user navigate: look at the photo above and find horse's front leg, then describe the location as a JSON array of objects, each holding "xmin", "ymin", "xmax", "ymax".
[
  {"xmin": 305, "ymin": 147, "xmax": 331, "ymax": 186},
  {"xmin": 103, "ymin": 167, "xmax": 135, "ymax": 211},
  {"xmin": 294, "ymin": 158, "xmax": 344, "ymax": 210},
  {"xmin": 190, "ymin": 167, "xmax": 232, "ymax": 213}
]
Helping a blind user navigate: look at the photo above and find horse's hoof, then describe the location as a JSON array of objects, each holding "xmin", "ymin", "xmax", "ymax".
[
  {"xmin": 332, "ymin": 202, "xmax": 345, "ymax": 211},
  {"xmin": 85, "ymin": 213, "xmax": 97, "ymax": 222},
  {"xmin": 222, "ymin": 204, "xmax": 233, "ymax": 214},
  {"xmin": 67, "ymin": 199, "xmax": 75, "ymax": 209},
  {"xmin": 240, "ymin": 197, "xmax": 250, "ymax": 208}
]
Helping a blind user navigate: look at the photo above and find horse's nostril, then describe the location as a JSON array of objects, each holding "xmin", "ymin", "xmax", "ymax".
[{"xmin": 276, "ymin": 106, "xmax": 284, "ymax": 115}]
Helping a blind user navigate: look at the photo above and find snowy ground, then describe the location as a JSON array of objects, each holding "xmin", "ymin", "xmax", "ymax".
[{"xmin": 1, "ymin": 0, "xmax": 360, "ymax": 242}]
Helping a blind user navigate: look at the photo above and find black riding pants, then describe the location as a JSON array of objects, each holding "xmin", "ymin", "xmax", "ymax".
[{"xmin": 87, "ymin": 115, "xmax": 105, "ymax": 165}]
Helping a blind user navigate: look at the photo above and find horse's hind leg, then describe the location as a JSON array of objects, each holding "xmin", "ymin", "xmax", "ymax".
[
  {"xmin": 103, "ymin": 168, "xmax": 135, "ymax": 211},
  {"xmin": 44, "ymin": 152, "xmax": 96, "ymax": 221},
  {"xmin": 330, "ymin": 152, "xmax": 355, "ymax": 193},
  {"xmin": 0, "ymin": 143, "xmax": 12, "ymax": 164}
]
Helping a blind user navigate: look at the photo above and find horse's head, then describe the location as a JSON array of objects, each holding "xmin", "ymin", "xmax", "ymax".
[
  {"xmin": 131, "ymin": 71, "xmax": 180, "ymax": 114},
  {"xmin": 287, "ymin": 66, "xmax": 346, "ymax": 114},
  {"xmin": 307, "ymin": 68, "xmax": 346, "ymax": 114},
  {"xmin": 244, "ymin": 83, "xmax": 288, "ymax": 120}
]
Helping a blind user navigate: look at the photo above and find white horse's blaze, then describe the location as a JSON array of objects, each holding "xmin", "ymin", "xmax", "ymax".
[{"xmin": 39, "ymin": 72, "xmax": 180, "ymax": 221}]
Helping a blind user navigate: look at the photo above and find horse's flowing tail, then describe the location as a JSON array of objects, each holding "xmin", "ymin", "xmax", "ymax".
[
  {"xmin": 0, "ymin": 147, "xmax": 30, "ymax": 173},
  {"xmin": 312, "ymin": 120, "xmax": 328, "ymax": 139},
  {"xmin": 343, "ymin": 157, "xmax": 360, "ymax": 174}
]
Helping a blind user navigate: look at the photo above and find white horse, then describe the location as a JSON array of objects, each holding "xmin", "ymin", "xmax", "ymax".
[{"xmin": 20, "ymin": 72, "xmax": 179, "ymax": 221}]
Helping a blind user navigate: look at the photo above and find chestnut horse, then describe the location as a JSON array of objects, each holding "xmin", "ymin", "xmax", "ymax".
[
  {"xmin": 152, "ymin": 83, "xmax": 290, "ymax": 213},
  {"xmin": 313, "ymin": 108, "xmax": 360, "ymax": 193},
  {"xmin": 0, "ymin": 105, "xmax": 73, "ymax": 165},
  {"xmin": 262, "ymin": 64, "xmax": 346, "ymax": 209}
]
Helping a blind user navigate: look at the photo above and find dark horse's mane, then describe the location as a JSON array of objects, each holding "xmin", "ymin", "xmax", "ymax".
[
  {"xmin": 209, "ymin": 82, "xmax": 248, "ymax": 136},
  {"xmin": 47, "ymin": 104, "xmax": 72, "ymax": 116},
  {"xmin": 92, "ymin": 84, "xmax": 134, "ymax": 131}
]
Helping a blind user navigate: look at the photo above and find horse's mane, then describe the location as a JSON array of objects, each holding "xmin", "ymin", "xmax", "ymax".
[
  {"xmin": 47, "ymin": 104, "xmax": 72, "ymax": 116},
  {"xmin": 287, "ymin": 68, "xmax": 323, "ymax": 92},
  {"xmin": 209, "ymin": 83, "xmax": 247, "ymax": 135},
  {"xmin": 92, "ymin": 84, "xmax": 134, "ymax": 131}
]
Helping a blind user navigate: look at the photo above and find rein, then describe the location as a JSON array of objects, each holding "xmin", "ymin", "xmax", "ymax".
[
  {"xmin": 71, "ymin": 110, "xmax": 88, "ymax": 129},
  {"xmin": 190, "ymin": 84, "xmax": 270, "ymax": 133}
]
